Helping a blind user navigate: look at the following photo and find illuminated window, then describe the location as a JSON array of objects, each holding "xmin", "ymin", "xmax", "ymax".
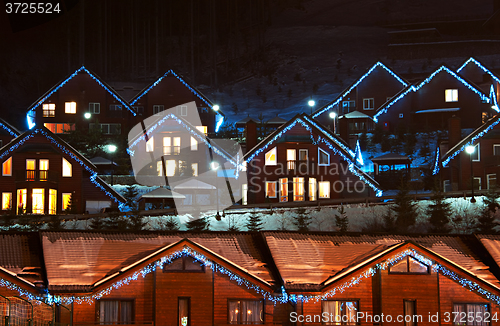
[
  {"xmin": 318, "ymin": 148, "xmax": 330, "ymax": 166},
  {"xmin": 319, "ymin": 181, "xmax": 330, "ymax": 198},
  {"xmin": 322, "ymin": 301, "xmax": 358, "ymax": 325},
  {"xmin": 32, "ymin": 188, "xmax": 45, "ymax": 214},
  {"xmin": 192, "ymin": 163, "xmax": 198, "ymax": 177},
  {"xmin": 287, "ymin": 149, "xmax": 296, "ymax": 170},
  {"xmin": 178, "ymin": 298, "xmax": 190, "ymax": 326},
  {"xmin": 191, "ymin": 137, "xmax": 198, "ymax": 151},
  {"xmin": 98, "ymin": 300, "xmax": 133, "ymax": 324},
  {"xmin": 62, "ymin": 193, "xmax": 72, "ymax": 211},
  {"xmin": 17, "ymin": 189, "xmax": 26, "ymax": 214},
  {"xmin": 279, "ymin": 178, "xmax": 288, "ymax": 202},
  {"xmin": 265, "ymin": 181, "xmax": 277, "ymax": 198},
  {"xmin": 48, "ymin": 189, "xmax": 57, "ymax": 215},
  {"xmin": 196, "ymin": 126, "xmax": 208, "ymax": 135},
  {"xmin": 163, "ymin": 137, "xmax": 171, "ymax": 155},
  {"xmin": 309, "ymin": 178, "xmax": 317, "ymax": 201},
  {"xmin": 228, "ymin": 300, "xmax": 264, "ymax": 324},
  {"xmin": 166, "ymin": 160, "xmax": 176, "ymax": 177},
  {"xmin": 265, "ymin": 148, "xmax": 277, "ymax": 166},
  {"xmin": 173, "ymin": 137, "xmax": 181, "ymax": 155},
  {"xmin": 2, "ymin": 157, "xmax": 12, "ymax": 176},
  {"xmin": 146, "ymin": 137, "xmax": 154, "ymax": 152},
  {"xmin": 452, "ymin": 304, "xmax": 489, "ymax": 326},
  {"xmin": 390, "ymin": 256, "xmax": 429, "ymax": 274},
  {"xmin": 445, "ymin": 89, "xmax": 458, "ymax": 102},
  {"xmin": 157, "ymin": 161, "xmax": 163, "ymax": 176},
  {"xmin": 44, "ymin": 123, "xmax": 75, "ymax": 134},
  {"xmin": 293, "ymin": 177, "xmax": 304, "ymax": 201},
  {"xmin": 153, "ymin": 105, "xmax": 164, "ymax": 115},
  {"xmin": 39, "ymin": 159, "xmax": 49, "ymax": 181},
  {"xmin": 65, "ymin": 102, "xmax": 76, "ymax": 114},
  {"xmin": 62, "ymin": 158, "xmax": 72, "ymax": 177},
  {"xmin": 43, "ymin": 103, "xmax": 55, "ymax": 117},
  {"xmin": 363, "ymin": 98, "xmax": 374, "ymax": 110},
  {"xmin": 2, "ymin": 192, "xmax": 11, "ymax": 210},
  {"xmin": 242, "ymin": 184, "xmax": 248, "ymax": 205},
  {"xmin": 89, "ymin": 102, "xmax": 100, "ymax": 114}
]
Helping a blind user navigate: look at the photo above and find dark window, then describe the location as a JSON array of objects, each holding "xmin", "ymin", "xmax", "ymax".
[
  {"xmin": 404, "ymin": 300, "xmax": 417, "ymax": 326},
  {"xmin": 228, "ymin": 300, "xmax": 264, "ymax": 324},
  {"xmin": 322, "ymin": 300, "xmax": 358, "ymax": 325},
  {"xmin": 97, "ymin": 300, "xmax": 133, "ymax": 324},
  {"xmin": 389, "ymin": 256, "xmax": 429, "ymax": 274},
  {"xmin": 89, "ymin": 103, "xmax": 100, "ymax": 114},
  {"xmin": 153, "ymin": 105, "xmax": 165, "ymax": 115},
  {"xmin": 453, "ymin": 303, "xmax": 489, "ymax": 326},
  {"xmin": 319, "ymin": 149, "xmax": 330, "ymax": 166},
  {"xmin": 164, "ymin": 256, "xmax": 205, "ymax": 272},
  {"xmin": 132, "ymin": 106, "xmax": 144, "ymax": 115}
]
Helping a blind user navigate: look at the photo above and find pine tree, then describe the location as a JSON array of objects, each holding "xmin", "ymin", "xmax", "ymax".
[
  {"xmin": 65, "ymin": 194, "xmax": 76, "ymax": 214},
  {"xmin": 478, "ymin": 190, "xmax": 500, "ymax": 233},
  {"xmin": 293, "ymin": 208, "xmax": 311, "ymax": 232},
  {"xmin": 335, "ymin": 205, "xmax": 349, "ymax": 232},
  {"xmin": 246, "ymin": 209, "xmax": 263, "ymax": 231},
  {"xmin": 358, "ymin": 132, "xmax": 368, "ymax": 150},
  {"xmin": 383, "ymin": 208, "xmax": 396, "ymax": 232},
  {"xmin": 123, "ymin": 185, "xmax": 139, "ymax": 211},
  {"xmin": 372, "ymin": 124, "xmax": 384, "ymax": 144},
  {"xmin": 89, "ymin": 216, "xmax": 104, "ymax": 230},
  {"xmin": 186, "ymin": 209, "xmax": 210, "ymax": 231},
  {"xmin": 426, "ymin": 186, "xmax": 452, "ymax": 233},
  {"xmin": 129, "ymin": 213, "xmax": 146, "ymax": 231},
  {"xmin": 47, "ymin": 215, "xmax": 63, "ymax": 230},
  {"xmin": 163, "ymin": 216, "xmax": 180, "ymax": 231},
  {"xmin": 392, "ymin": 181, "xmax": 418, "ymax": 232}
]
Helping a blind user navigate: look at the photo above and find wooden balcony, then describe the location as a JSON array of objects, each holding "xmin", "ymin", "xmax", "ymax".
[{"xmin": 15, "ymin": 170, "xmax": 59, "ymax": 183}]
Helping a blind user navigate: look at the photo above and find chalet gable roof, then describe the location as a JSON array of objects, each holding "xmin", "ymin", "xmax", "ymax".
[
  {"xmin": 244, "ymin": 114, "xmax": 382, "ymax": 196},
  {"xmin": 26, "ymin": 66, "xmax": 135, "ymax": 124},
  {"xmin": 457, "ymin": 57, "xmax": 500, "ymax": 85},
  {"xmin": 374, "ymin": 65, "xmax": 491, "ymax": 122},
  {"xmin": 0, "ymin": 117, "xmax": 21, "ymax": 137},
  {"xmin": 312, "ymin": 61, "xmax": 408, "ymax": 119}
]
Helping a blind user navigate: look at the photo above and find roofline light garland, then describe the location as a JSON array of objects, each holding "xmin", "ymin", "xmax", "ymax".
[
  {"xmin": 374, "ymin": 66, "xmax": 491, "ymax": 122},
  {"xmin": 490, "ymin": 84, "xmax": 499, "ymax": 112},
  {"xmin": 457, "ymin": 57, "xmax": 500, "ymax": 86},
  {"xmin": 354, "ymin": 140, "xmax": 364, "ymax": 166},
  {"xmin": 26, "ymin": 67, "xmax": 135, "ymax": 128},
  {"xmin": 312, "ymin": 62, "xmax": 408, "ymax": 119},
  {"xmin": 432, "ymin": 146, "xmax": 441, "ymax": 175},
  {"xmin": 215, "ymin": 114, "xmax": 224, "ymax": 133}
]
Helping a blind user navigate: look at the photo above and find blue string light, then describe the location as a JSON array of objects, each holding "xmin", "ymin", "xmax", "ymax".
[
  {"xmin": 457, "ymin": 57, "xmax": 500, "ymax": 86},
  {"xmin": 354, "ymin": 140, "xmax": 364, "ymax": 166},
  {"xmin": 312, "ymin": 62, "xmax": 408, "ymax": 119},
  {"xmin": 215, "ymin": 114, "xmax": 224, "ymax": 133},
  {"xmin": 432, "ymin": 146, "xmax": 440, "ymax": 175},
  {"xmin": 26, "ymin": 67, "xmax": 135, "ymax": 129},
  {"xmin": 0, "ymin": 121, "xmax": 19, "ymax": 138},
  {"xmin": 374, "ymin": 66, "xmax": 491, "ymax": 123},
  {"xmin": 490, "ymin": 85, "xmax": 499, "ymax": 112}
]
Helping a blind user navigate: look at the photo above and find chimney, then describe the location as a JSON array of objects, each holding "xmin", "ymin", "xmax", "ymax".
[
  {"xmin": 448, "ymin": 115, "xmax": 461, "ymax": 148},
  {"xmin": 245, "ymin": 120, "xmax": 258, "ymax": 153},
  {"xmin": 338, "ymin": 116, "xmax": 350, "ymax": 144}
]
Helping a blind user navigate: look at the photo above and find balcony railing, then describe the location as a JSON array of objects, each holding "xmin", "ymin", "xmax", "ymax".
[
  {"xmin": 15, "ymin": 170, "xmax": 58, "ymax": 182},
  {"xmin": 286, "ymin": 160, "xmax": 310, "ymax": 171}
]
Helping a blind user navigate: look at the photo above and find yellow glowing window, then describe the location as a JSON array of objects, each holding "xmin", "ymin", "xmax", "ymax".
[
  {"xmin": 157, "ymin": 161, "xmax": 163, "ymax": 176},
  {"xmin": 445, "ymin": 89, "xmax": 458, "ymax": 102},
  {"xmin": 266, "ymin": 181, "xmax": 277, "ymax": 198},
  {"xmin": 62, "ymin": 193, "xmax": 72, "ymax": 211},
  {"xmin": 319, "ymin": 181, "xmax": 330, "ymax": 198},
  {"xmin": 166, "ymin": 160, "xmax": 176, "ymax": 177},
  {"xmin": 163, "ymin": 137, "xmax": 171, "ymax": 155},
  {"xmin": 2, "ymin": 157, "xmax": 12, "ymax": 176},
  {"xmin": 146, "ymin": 137, "xmax": 154, "ymax": 152},
  {"xmin": 39, "ymin": 159, "xmax": 49, "ymax": 171},
  {"xmin": 287, "ymin": 149, "xmax": 296, "ymax": 170},
  {"xmin": 192, "ymin": 163, "xmax": 198, "ymax": 177},
  {"xmin": 242, "ymin": 184, "xmax": 248, "ymax": 205},
  {"xmin": 62, "ymin": 158, "xmax": 72, "ymax": 177},
  {"xmin": 65, "ymin": 102, "xmax": 76, "ymax": 114},
  {"xmin": 26, "ymin": 159, "xmax": 36, "ymax": 171},
  {"xmin": 49, "ymin": 189, "xmax": 57, "ymax": 215},
  {"xmin": 42, "ymin": 103, "xmax": 55, "ymax": 117},
  {"xmin": 265, "ymin": 148, "xmax": 277, "ymax": 166},
  {"xmin": 280, "ymin": 178, "xmax": 288, "ymax": 202},
  {"xmin": 173, "ymin": 137, "xmax": 181, "ymax": 155},
  {"xmin": 191, "ymin": 137, "xmax": 198, "ymax": 151},
  {"xmin": 196, "ymin": 126, "xmax": 208, "ymax": 135},
  {"xmin": 17, "ymin": 189, "xmax": 26, "ymax": 214},
  {"xmin": 2, "ymin": 192, "xmax": 11, "ymax": 210},
  {"xmin": 309, "ymin": 178, "xmax": 317, "ymax": 201},
  {"xmin": 293, "ymin": 177, "xmax": 304, "ymax": 201},
  {"xmin": 32, "ymin": 188, "xmax": 44, "ymax": 214}
]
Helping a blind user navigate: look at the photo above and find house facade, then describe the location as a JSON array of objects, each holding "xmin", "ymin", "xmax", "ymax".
[
  {"xmin": 26, "ymin": 66, "xmax": 136, "ymax": 136},
  {"xmin": 457, "ymin": 57, "xmax": 500, "ymax": 107},
  {"xmin": 0, "ymin": 127, "xmax": 125, "ymax": 215},
  {"xmin": 244, "ymin": 114, "xmax": 382, "ymax": 205},
  {"xmin": 312, "ymin": 62, "xmax": 408, "ymax": 132},
  {"xmin": 129, "ymin": 70, "xmax": 224, "ymax": 135},
  {"xmin": 375, "ymin": 65, "xmax": 494, "ymax": 132}
]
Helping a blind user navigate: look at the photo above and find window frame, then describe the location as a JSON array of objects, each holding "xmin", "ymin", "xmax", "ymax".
[
  {"xmin": 452, "ymin": 303, "xmax": 490, "ymax": 326},
  {"xmin": 363, "ymin": 98, "xmax": 374, "ymax": 110},
  {"xmin": 227, "ymin": 299, "xmax": 265, "ymax": 325},
  {"xmin": 2, "ymin": 157, "xmax": 12, "ymax": 176},
  {"xmin": 279, "ymin": 178, "xmax": 288, "ymax": 202},
  {"xmin": 43, "ymin": 103, "xmax": 56, "ymax": 117},
  {"xmin": 404, "ymin": 299, "xmax": 417, "ymax": 326},
  {"xmin": 265, "ymin": 181, "xmax": 278, "ymax": 198},
  {"xmin": 89, "ymin": 102, "xmax": 101, "ymax": 114},
  {"xmin": 388, "ymin": 256, "xmax": 430, "ymax": 275},
  {"xmin": 153, "ymin": 105, "xmax": 164, "ymax": 115},
  {"xmin": 62, "ymin": 158, "xmax": 72, "ymax": 177},
  {"xmin": 473, "ymin": 177, "xmax": 482, "ymax": 191},
  {"xmin": 309, "ymin": 178, "xmax": 317, "ymax": 201},
  {"xmin": 293, "ymin": 177, "xmax": 305, "ymax": 201},
  {"xmin": 318, "ymin": 181, "xmax": 331, "ymax": 199},
  {"xmin": 494, "ymin": 144, "xmax": 500, "ymax": 156},
  {"xmin": 64, "ymin": 102, "xmax": 76, "ymax": 114},
  {"xmin": 471, "ymin": 144, "xmax": 480, "ymax": 162},
  {"xmin": 163, "ymin": 256, "xmax": 206, "ymax": 273},
  {"xmin": 487, "ymin": 174, "xmax": 496, "ymax": 190},
  {"xmin": 2, "ymin": 192, "xmax": 12, "ymax": 210},
  {"xmin": 178, "ymin": 297, "xmax": 191, "ymax": 326},
  {"xmin": 96, "ymin": 299, "xmax": 135, "ymax": 325},
  {"xmin": 146, "ymin": 137, "xmax": 154, "ymax": 153},
  {"xmin": 322, "ymin": 300, "xmax": 359, "ymax": 326},
  {"xmin": 318, "ymin": 148, "xmax": 330, "ymax": 166},
  {"xmin": 445, "ymin": 89, "xmax": 459, "ymax": 102},
  {"xmin": 191, "ymin": 137, "xmax": 198, "ymax": 151},
  {"xmin": 265, "ymin": 147, "xmax": 277, "ymax": 166}
]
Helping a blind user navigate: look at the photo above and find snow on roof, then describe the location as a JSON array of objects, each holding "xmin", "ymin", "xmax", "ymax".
[
  {"xmin": 262, "ymin": 233, "xmax": 499, "ymax": 288},
  {"xmin": 173, "ymin": 179, "xmax": 216, "ymax": 190},
  {"xmin": 139, "ymin": 187, "xmax": 186, "ymax": 199},
  {"xmin": 41, "ymin": 232, "xmax": 273, "ymax": 290},
  {"xmin": 415, "ymin": 107, "xmax": 460, "ymax": 114},
  {"xmin": 340, "ymin": 111, "xmax": 372, "ymax": 119}
]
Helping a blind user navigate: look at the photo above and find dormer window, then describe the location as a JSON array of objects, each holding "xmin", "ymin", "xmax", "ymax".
[
  {"xmin": 318, "ymin": 148, "xmax": 330, "ymax": 166},
  {"xmin": 265, "ymin": 148, "xmax": 277, "ymax": 166},
  {"xmin": 2, "ymin": 157, "xmax": 12, "ymax": 176},
  {"xmin": 65, "ymin": 102, "xmax": 76, "ymax": 114},
  {"xmin": 389, "ymin": 256, "xmax": 430, "ymax": 274},
  {"xmin": 445, "ymin": 89, "xmax": 458, "ymax": 102},
  {"xmin": 43, "ymin": 104, "xmax": 56, "ymax": 117}
]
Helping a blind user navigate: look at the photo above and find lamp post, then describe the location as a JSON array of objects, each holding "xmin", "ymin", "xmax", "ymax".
[
  {"xmin": 212, "ymin": 104, "xmax": 220, "ymax": 112},
  {"xmin": 107, "ymin": 144, "xmax": 117, "ymax": 186},
  {"xmin": 308, "ymin": 99, "xmax": 315, "ymax": 115},
  {"xmin": 329, "ymin": 111, "xmax": 337, "ymax": 133},
  {"xmin": 211, "ymin": 161, "xmax": 221, "ymax": 220},
  {"xmin": 465, "ymin": 145, "xmax": 476, "ymax": 203},
  {"xmin": 84, "ymin": 112, "xmax": 92, "ymax": 120}
]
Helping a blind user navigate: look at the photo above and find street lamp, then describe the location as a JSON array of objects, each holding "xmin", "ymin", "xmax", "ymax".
[
  {"xmin": 211, "ymin": 161, "xmax": 221, "ymax": 220},
  {"xmin": 465, "ymin": 145, "xmax": 476, "ymax": 203},
  {"xmin": 84, "ymin": 112, "xmax": 92, "ymax": 119},
  {"xmin": 329, "ymin": 111, "xmax": 337, "ymax": 133},
  {"xmin": 212, "ymin": 105, "xmax": 220, "ymax": 112},
  {"xmin": 107, "ymin": 144, "xmax": 117, "ymax": 186},
  {"xmin": 308, "ymin": 100, "xmax": 315, "ymax": 115}
]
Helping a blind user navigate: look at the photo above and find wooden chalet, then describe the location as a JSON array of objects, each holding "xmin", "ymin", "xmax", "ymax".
[
  {"xmin": 375, "ymin": 65, "xmax": 495, "ymax": 132},
  {"xmin": 456, "ymin": 57, "xmax": 500, "ymax": 105},
  {"xmin": 312, "ymin": 62, "xmax": 408, "ymax": 132},
  {"xmin": 1, "ymin": 231, "xmax": 500, "ymax": 325},
  {"xmin": 129, "ymin": 70, "xmax": 224, "ymax": 135},
  {"xmin": 26, "ymin": 66, "xmax": 136, "ymax": 136},
  {"xmin": 244, "ymin": 113, "xmax": 382, "ymax": 205},
  {"xmin": 0, "ymin": 126, "xmax": 125, "ymax": 215}
]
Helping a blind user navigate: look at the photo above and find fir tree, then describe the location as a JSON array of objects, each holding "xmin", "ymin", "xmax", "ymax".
[
  {"xmin": 335, "ymin": 205, "xmax": 349, "ymax": 232},
  {"xmin": 426, "ymin": 186, "xmax": 452, "ymax": 233},
  {"xmin": 383, "ymin": 208, "xmax": 396, "ymax": 232},
  {"xmin": 65, "ymin": 194, "xmax": 76, "ymax": 214},
  {"xmin": 186, "ymin": 209, "xmax": 210, "ymax": 231},
  {"xmin": 477, "ymin": 190, "xmax": 500, "ymax": 233},
  {"xmin": 380, "ymin": 132, "xmax": 392, "ymax": 152},
  {"xmin": 129, "ymin": 213, "xmax": 146, "ymax": 231},
  {"xmin": 47, "ymin": 215, "xmax": 63, "ymax": 230},
  {"xmin": 392, "ymin": 181, "xmax": 418, "ymax": 232},
  {"xmin": 358, "ymin": 132, "xmax": 368, "ymax": 150},
  {"xmin": 89, "ymin": 216, "xmax": 104, "ymax": 230},
  {"xmin": 372, "ymin": 124, "xmax": 384, "ymax": 144},
  {"xmin": 123, "ymin": 185, "xmax": 139, "ymax": 210},
  {"xmin": 163, "ymin": 216, "xmax": 180, "ymax": 231},
  {"xmin": 246, "ymin": 209, "xmax": 263, "ymax": 231},
  {"xmin": 293, "ymin": 208, "xmax": 311, "ymax": 232},
  {"xmin": 227, "ymin": 214, "xmax": 239, "ymax": 231}
]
